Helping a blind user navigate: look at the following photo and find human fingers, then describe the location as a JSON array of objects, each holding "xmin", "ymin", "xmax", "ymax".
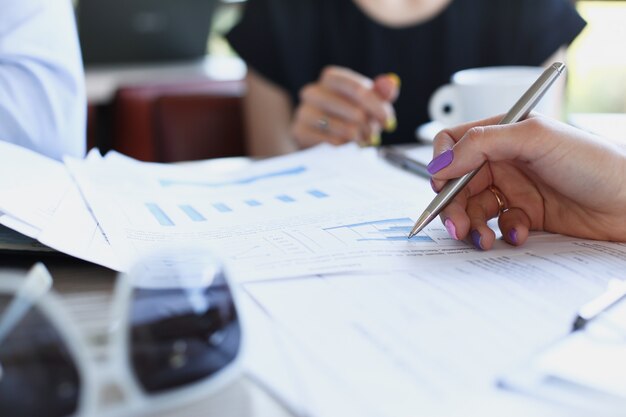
[
  {"xmin": 428, "ymin": 143, "xmax": 493, "ymax": 197},
  {"xmin": 429, "ymin": 128, "xmax": 458, "ymax": 191},
  {"xmin": 299, "ymin": 103, "xmax": 362, "ymax": 141},
  {"xmin": 462, "ymin": 184, "xmax": 533, "ymax": 249},
  {"xmin": 464, "ymin": 187, "xmax": 507, "ymax": 250},
  {"xmin": 433, "ymin": 114, "xmax": 505, "ymax": 146},
  {"xmin": 374, "ymin": 73, "xmax": 401, "ymax": 103},
  {"xmin": 367, "ymin": 119, "xmax": 383, "ymax": 147},
  {"xmin": 429, "ymin": 116, "xmax": 552, "ymax": 182},
  {"xmin": 439, "ymin": 176, "xmax": 535, "ymax": 247},
  {"xmin": 498, "ymin": 207, "xmax": 531, "ymax": 246},
  {"xmin": 437, "ymin": 192, "xmax": 471, "ymax": 242},
  {"xmin": 300, "ymin": 82, "xmax": 369, "ymax": 126},
  {"xmin": 291, "ymin": 104, "xmax": 364, "ymax": 147},
  {"xmin": 429, "ymin": 116, "xmax": 506, "ymax": 190},
  {"xmin": 319, "ymin": 66, "xmax": 396, "ymax": 132}
]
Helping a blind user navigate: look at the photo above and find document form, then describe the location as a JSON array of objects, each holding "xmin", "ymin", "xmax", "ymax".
[
  {"xmin": 243, "ymin": 238, "xmax": 626, "ymax": 417},
  {"xmin": 66, "ymin": 145, "xmax": 475, "ymax": 279},
  {"xmin": 0, "ymin": 141, "xmax": 69, "ymax": 232},
  {"xmin": 0, "ymin": 142, "xmax": 118, "ymax": 268}
]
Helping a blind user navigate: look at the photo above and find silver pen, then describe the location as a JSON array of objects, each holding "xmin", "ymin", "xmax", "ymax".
[{"xmin": 408, "ymin": 62, "xmax": 566, "ymax": 239}]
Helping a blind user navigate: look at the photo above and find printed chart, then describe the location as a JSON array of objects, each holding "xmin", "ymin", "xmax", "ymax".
[
  {"xmin": 322, "ymin": 218, "xmax": 433, "ymax": 243},
  {"xmin": 143, "ymin": 188, "xmax": 331, "ymax": 227}
]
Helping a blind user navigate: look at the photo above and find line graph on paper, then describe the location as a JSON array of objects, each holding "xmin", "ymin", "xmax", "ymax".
[
  {"xmin": 322, "ymin": 218, "xmax": 433, "ymax": 244},
  {"xmin": 222, "ymin": 217, "xmax": 464, "ymax": 263},
  {"xmin": 296, "ymin": 217, "xmax": 465, "ymax": 250},
  {"xmin": 158, "ymin": 166, "xmax": 307, "ymax": 188}
]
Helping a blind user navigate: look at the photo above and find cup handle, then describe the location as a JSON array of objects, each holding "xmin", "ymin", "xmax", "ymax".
[{"xmin": 428, "ymin": 84, "xmax": 462, "ymax": 126}]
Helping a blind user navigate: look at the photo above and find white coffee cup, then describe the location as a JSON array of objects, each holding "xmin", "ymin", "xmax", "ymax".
[{"xmin": 428, "ymin": 66, "xmax": 559, "ymax": 126}]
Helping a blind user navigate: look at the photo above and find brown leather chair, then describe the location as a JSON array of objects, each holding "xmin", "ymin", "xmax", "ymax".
[{"xmin": 112, "ymin": 80, "xmax": 246, "ymax": 162}]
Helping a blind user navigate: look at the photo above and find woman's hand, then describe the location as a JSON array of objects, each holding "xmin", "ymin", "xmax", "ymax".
[
  {"xmin": 428, "ymin": 115, "xmax": 626, "ymax": 249},
  {"xmin": 291, "ymin": 66, "xmax": 400, "ymax": 147}
]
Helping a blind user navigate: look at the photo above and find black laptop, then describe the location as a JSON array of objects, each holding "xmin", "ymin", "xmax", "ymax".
[{"xmin": 77, "ymin": 0, "xmax": 217, "ymax": 65}]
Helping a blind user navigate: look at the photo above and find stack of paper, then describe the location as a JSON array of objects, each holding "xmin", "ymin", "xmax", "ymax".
[
  {"xmin": 0, "ymin": 142, "xmax": 118, "ymax": 269},
  {"xmin": 61, "ymin": 143, "xmax": 483, "ymax": 281},
  {"xmin": 2, "ymin": 141, "xmax": 472, "ymax": 279},
  {"xmin": 3, "ymin": 141, "xmax": 626, "ymax": 416}
]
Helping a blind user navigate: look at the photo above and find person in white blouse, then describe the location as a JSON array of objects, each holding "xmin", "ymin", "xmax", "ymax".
[{"xmin": 0, "ymin": 0, "xmax": 85, "ymax": 160}]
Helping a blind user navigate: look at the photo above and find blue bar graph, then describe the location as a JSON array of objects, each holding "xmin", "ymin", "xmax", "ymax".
[
  {"xmin": 145, "ymin": 203, "xmax": 174, "ymax": 226},
  {"xmin": 213, "ymin": 203, "xmax": 233, "ymax": 213},
  {"xmin": 179, "ymin": 205, "xmax": 206, "ymax": 222},
  {"xmin": 307, "ymin": 189, "xmax": 329, "ymax": 198},
  {"xmin": 276, "ymin": 195, "xmax": 296, "ymax": 203},
  {"xmin": 245, "ymin": 199, "xmax": 262, "ymax": 207}
]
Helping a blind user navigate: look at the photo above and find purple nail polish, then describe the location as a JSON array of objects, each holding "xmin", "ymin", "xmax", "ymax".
[
  {"xmin": 444, "ymin": 218, "xmax": 458, "ymax": 240},
  {"xmin": 508, "ymin": 228, "xmax": 518, "ymax": 245},
  {"xmin": 427, "ymin": 149, "xmax": 454, "ymax": 175},
  {"xmin": 470, "ymin": 230, "xmax": 483, "ymax": 250}
]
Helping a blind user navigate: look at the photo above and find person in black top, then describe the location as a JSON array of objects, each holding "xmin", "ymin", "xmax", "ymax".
[{"xmin": 227, "ymin": 0, "xmax": 586, "ymax": 156}]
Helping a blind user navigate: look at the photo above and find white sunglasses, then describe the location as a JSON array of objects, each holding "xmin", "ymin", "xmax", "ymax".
[{"xmin": 0, "ymin": 249, "xmax": 244, "ymax": 417}]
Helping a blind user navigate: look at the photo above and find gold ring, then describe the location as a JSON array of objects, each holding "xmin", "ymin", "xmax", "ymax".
[
  {"xmin": 488, "ymin": 185, "xmax": 508, "ymax": 213},
  {"xmin": 317, "ymin": 117, "xmax": 330, "ymax": 132}
]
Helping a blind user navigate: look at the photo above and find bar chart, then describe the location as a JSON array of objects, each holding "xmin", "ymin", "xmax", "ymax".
[{"xmin": 143, "ymin": 187, "xmax": 334, "ymax": 227}]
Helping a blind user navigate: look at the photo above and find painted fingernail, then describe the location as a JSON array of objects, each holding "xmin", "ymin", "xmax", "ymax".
[
  {"xmin": 508, "ymin": 228, "xmax": 518, "ymax": 245},
  {"xmin": 370, "ymin": 132, "xmax": 381, "ymax": 147},
  {"xmin": 444, "ymin": 218, "xmax": 458, "ymax": 240},
  {"xmin": 387, "ymin": 73, "xmax": 401, "ymax": 89},
  {"xmin": 427, "ymin": 149, "xmax": 454, "ymax": 175},
  {"xmin": 384, "ymin": 116, "xmax": 397, "ymax": 133},
  {"xmin": 471, "ymin": 230, "xmax": 483, "ymax": 250}
]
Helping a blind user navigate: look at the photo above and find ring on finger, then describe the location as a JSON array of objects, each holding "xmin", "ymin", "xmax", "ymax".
[
  {"xmin": 316, "ymin": 117, "xmax": 330, "ymax": 132},
  {"xmin": 488, "ymin": 185, "xmax": 508, "ymax": 213}
]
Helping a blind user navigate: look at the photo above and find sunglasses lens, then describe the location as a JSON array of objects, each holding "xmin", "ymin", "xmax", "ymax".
[
  {"xmin": 0, "ymin": 294, "xmax": 81, "ymax": 417},
  {"xmin": 128, "ymin": 254, "xmax": 241, "ymax": 393}
]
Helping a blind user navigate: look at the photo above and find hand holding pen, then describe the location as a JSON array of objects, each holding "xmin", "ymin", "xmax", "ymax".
[
  {"xmin": 408, "ymin": 61, "xmax": 626, "ymax": 247},
  {"xmin": 423, "ymin": 113, "xmax": 626, "ymax": 249},
  {"xmin": 409, "ymin": 62, "xmax": 566, "ymax": 240}
]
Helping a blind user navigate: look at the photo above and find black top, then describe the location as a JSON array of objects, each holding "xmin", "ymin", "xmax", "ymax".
[{"xmin": 227, "ymin": 0, "xmax": 586, "ymax": 145}]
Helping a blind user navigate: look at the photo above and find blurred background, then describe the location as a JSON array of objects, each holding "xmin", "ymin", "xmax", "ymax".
[{"xmin": 77, "ymin": 0, "xmax": 626, "ymax": 162}]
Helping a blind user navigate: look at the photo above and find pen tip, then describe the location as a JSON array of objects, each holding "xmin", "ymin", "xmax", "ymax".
[{"xmin": 407, "ymin": 210, "xmax": 432, "ymax": 239}]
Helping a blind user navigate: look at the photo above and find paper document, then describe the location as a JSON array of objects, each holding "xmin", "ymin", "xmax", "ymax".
[
  {"xmin": 243, "ymin": 239, "xmax": 626, "ymax": 416},
  {"xmin": 501, "ymin": 282, "xmax": 626, "ymax": 412},
  {"xmin": 66, "ymin": 145, "xmax": 476, "ymax": 279},
  {"xmin": 38, "ymin": 182, "xmax": 120, "ymax": 271},
  {"xmin": 0, "ymin": 143, "xmax": 117, "ymax": 268},
  {"xmin": 0, "ymin": 223, "xmax": 52, "ymax": 252},
  {"xmin": 0, "ymin": 141, "xmax": 69, "ymax": 232},
  {"xmin": 0, "ymin": 214, "xmax": 41, "ymax": 240}
]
